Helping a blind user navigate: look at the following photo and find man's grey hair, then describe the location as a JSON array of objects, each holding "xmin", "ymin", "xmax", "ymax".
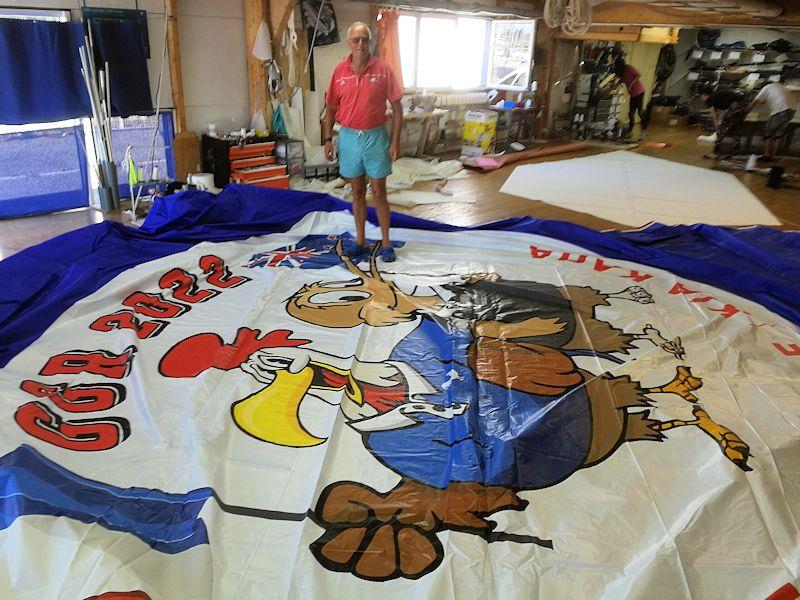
[{"xmin": 347, "ymin": 22, "xmax": 372, "ymax": 40}]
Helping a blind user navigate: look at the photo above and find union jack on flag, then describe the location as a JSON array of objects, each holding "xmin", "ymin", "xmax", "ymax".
[
  {"xmin": 245, "ymin": 234, "xmax": 342, "ymax": 269},
  {"xmin": 245, "ymin": 234, "xmax": 406, "ymax": 270}
]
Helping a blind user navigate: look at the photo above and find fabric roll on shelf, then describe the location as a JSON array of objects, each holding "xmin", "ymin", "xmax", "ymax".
[{"xmin": 303, "ymin": 90, "xmax": 323, "ymax": 146}]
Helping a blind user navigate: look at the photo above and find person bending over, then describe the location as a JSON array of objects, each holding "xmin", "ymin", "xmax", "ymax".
[
  {"xmin": 745, "ymin": 81, "xmax": 798, "ymax": 162},
  {"xmin": 699, "ymin": 85, "xmax": 746, "ymax": 160}
]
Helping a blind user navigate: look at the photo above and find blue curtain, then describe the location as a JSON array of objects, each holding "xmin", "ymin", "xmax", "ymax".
[
  {"xmin": 0, "ymin": 20, "xmax": 91, "ymax": 125},
  {"xmin": 0, "ymin": 125, "xmax": 89, "ymax": 219},
  {"xmin": 89, "ymin": 18, "xmax": 153, "ymax": 117}
]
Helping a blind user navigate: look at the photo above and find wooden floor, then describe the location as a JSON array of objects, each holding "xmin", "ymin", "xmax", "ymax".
[{"xmin": 1, "ymin": 125, "xmax": 798, "ymax": 259}]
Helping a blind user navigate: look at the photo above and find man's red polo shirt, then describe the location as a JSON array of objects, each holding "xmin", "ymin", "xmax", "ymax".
[{"xmin": 325, "ymin": 55, "xmax": 402, "ymax": 130}]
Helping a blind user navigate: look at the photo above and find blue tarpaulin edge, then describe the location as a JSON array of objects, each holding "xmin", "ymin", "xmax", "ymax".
[{"xmin": 1, "ymin": 184, "xmax": 798, "ymax": 368}]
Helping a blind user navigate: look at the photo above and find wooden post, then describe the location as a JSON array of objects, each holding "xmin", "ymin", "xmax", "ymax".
[
  {"xmin": 166, "ymin": 0, "xmax": 186, "ymax": 135},
  {"xmin": 269, "ymin": 0, "xmax": 296, "ymax": 44},
  {"xmin": 245, "ymin": 0, "xmax": 269, "ymax": 122},
  {"xmin": 533, "ymin": 24, "xmax": 556, "ymax": 138},
  {"xmin": 166, "ymin": 0, "xmax": 199, "ymax": 180}
]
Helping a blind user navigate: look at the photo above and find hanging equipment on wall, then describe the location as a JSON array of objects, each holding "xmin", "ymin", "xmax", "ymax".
[{"xmin": 543, "ymin": 0, "xmax": 595, "ymax": 36}]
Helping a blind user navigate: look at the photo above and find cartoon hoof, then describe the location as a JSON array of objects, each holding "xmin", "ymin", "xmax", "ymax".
[
  {"xmin": 310, "ymin": 480, "xmax": 528, "ymax": 580},
  {"xmin": 310, "ymin": 482, "xmax": 442, "ymax": 581},
  {"xmin": 312, "ymin": 521, "xmax": 443, "ymax": 581}
]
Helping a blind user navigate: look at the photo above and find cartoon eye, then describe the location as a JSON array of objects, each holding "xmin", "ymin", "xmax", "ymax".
[
  {"xmin": 319, "ymin": 278, "xmax": 363, "ymax": 288},
  {"xmin": 309, "ymin": 290, "xmax": 371, "ymax": 304}
]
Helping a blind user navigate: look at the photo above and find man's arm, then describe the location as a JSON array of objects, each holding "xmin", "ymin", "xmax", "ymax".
[
  {"xmin": 744, "ymin": 97, "xmax": 761, "ymax": 115},
  {"xmin": 389, "ymin": 100, "xmax": 403, "ymax": 161},
  {"xmin": 324, "ymin": 102, "xmax": 337, "ymax": 160},
  {"xmin": 710, "ymin": 107, "xmax": 718, "ymax": 130},
  {"xmin": 745, "ymin": 88, "xmax": 765, "ymax": 115}
]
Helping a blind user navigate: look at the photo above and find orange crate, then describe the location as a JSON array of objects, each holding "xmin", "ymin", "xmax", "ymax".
[
  {"xmin": 231, "ymin": 165, "xmax": 287, "ymax": 183},
  {"xmin": 249, "ymin": 175, "xmax": 290, "ymax": 190},
  {"xmin": 229, "ymin": 142, "xmax": 275, "ymax": 160},
  {"xmin": 231, "ymin": 155, "xmax": 276, "ymax": 169}
]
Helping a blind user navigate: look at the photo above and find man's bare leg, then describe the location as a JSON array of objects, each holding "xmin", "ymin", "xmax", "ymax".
[
  {"xmin": 763, "ymin": 137, "xmax": 773, "ymax": 158},
  {"xmin": 370, "ymin": 177, "xmax": 392, "ymax": 248},
  {"xmin": 774, "ymin": 135, "xmax": 786, "ymax": 158},
  {"xmin": 350, "ymin": 174, "xmax": 368, "ymax": 247}
]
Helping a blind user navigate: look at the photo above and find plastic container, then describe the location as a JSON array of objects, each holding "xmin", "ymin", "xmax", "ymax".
[{"xmin": 462, "ymin": 111, "xmax": 497, "ymax": 157}]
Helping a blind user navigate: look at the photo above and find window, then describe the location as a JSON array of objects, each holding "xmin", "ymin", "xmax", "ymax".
[
  {"xmin": 487, "ymin": 20, "xmax": 536, "ymax": 90},
  {"xmin": 0, "ymin": 8, "xmax": 70, "ymax": 22},
  {"xmin": 0, "ymin": 120, "xmax": 88, "ymax": 218},
  {"xmin": 0, "ymin": 8, "xmax": 174, "ymax": 218},
  {"xmin": 0, "ymin": 113, "xmax": 176, "ymax": 218},
  {"xmin": 109, "ymin": 114, "xmax": 176, "ymax": 190},
  {"xmin": 398, "ymin": 13, "xmax": 535, "ymax": 91}
]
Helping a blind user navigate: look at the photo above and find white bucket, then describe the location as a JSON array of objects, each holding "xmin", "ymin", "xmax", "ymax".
[{"xmin": 187, "ymin": 173, "xmax": 215, "ymax": 191}]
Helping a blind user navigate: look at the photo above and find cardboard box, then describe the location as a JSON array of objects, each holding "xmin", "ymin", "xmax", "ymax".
[
  {"xmin": 462, "ymin": 110, "xmax": 497, "ymax": 157},
  {"xmin": 649, "ymin": 105, "xmax": 676, "ymax": 126}
]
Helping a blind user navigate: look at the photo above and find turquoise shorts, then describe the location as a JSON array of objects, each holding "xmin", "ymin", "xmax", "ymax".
[{"xmin": 338, "ymin": 125, "xmax": 392, "ymax": 179}]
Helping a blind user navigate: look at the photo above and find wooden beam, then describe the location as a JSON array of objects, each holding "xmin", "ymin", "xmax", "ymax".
[
  {"xmin": 244, "ymin": 0, "xmax": 269, "ymax": 120},
  {"xmin": 532, "ymin": 24, "xmax": 556, "ymax": 137},
  {"xmin": 269, "ymin": 0, "xmax": 296, "ymax": 44},
  {"xmin": 166, "ymin": 0, "xmax": 186, "ymax": 134},
  {"xmin": 556, "ymin": 25, "xmax": 641, "ymax": 42},
  {"xmin": 592, "ymin": 1, "xmax": 800, "ymax": 27},
  {"xmin": 166, "ymin": 0, "xmax": 199, "ymax": 181}
]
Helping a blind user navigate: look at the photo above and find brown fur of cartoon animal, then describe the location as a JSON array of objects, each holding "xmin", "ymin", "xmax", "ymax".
[
  {"xmin": 287, "ymin": 243, "xmax": 639, "ymax": 387},
  {"xmin": 284, "ymin": 244, "xmax": 751, "ymax": 581}
]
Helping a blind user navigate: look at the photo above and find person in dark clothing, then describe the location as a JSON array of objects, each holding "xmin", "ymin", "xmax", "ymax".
[
  {"xmin": 699, "ymin": 85, "xmax": 747, "ymax": 160},
  {"xmin": 612, "ymin": 58, "xmax": 647, "ymax": 139}
]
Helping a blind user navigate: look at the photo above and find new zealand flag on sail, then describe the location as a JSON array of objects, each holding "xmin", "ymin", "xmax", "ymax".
[{"xmin": 245, "ymin": 233, "xmax": 404, "ymax": 270}]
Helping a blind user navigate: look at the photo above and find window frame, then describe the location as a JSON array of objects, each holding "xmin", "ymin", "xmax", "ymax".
[
  {"xmin": 0, "ymin": 7, "xmax": 70, "ymax": 22},
  {"xmin": 398, "ymin": 11, "xmax": 535, "ymax": 94},
  {"xmin": 399, "ymin": 11, "xmax": 493, "ymax": 93},
  {"xmin": 485, "ymin": 18, "xmax": 537, "ymax": 92}
]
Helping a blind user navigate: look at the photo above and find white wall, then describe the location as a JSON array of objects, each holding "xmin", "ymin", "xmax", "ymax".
[
  {"xmin": 311, "ymin": 1, "xmax": 370, "ymax": 93},
  {"xmin": 2, "ymin": 0, "xmax": 249, "ymax": 134},
  {"xmin": 175, "ymin": 0, "xmax": 248, "ymax": 132},
  {"xmin": 665, "ymin": 28, "xmax": 697, "ymax": 98}
]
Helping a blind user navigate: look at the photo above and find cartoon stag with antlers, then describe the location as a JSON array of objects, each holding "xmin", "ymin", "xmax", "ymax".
[{"xmin": 173, "ymin": 241, "xmax": 752, "ymax": 581}]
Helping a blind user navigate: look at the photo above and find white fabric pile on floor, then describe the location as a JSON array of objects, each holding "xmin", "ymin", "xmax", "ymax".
[
  {"xmin": 290, "ymin": 177, "xmax": 350, "ymax": 200},
  {"xmin": 290, "ymin": 178, "xmax": 476, "ymax": 207},
  {"xmin": 387, "ymin": 190, "xmax": 477, "ymax": 207},
  {"xmin": 500, "ymin": 150, "xmax": 781, "ymax": 227},
  {"xmin": 387, "ymin": 158, "xmax": 465, "ymax": 189},
  {"xmin": 291, "ymin": 157, "xmax": 471, "ymax": 207}
]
